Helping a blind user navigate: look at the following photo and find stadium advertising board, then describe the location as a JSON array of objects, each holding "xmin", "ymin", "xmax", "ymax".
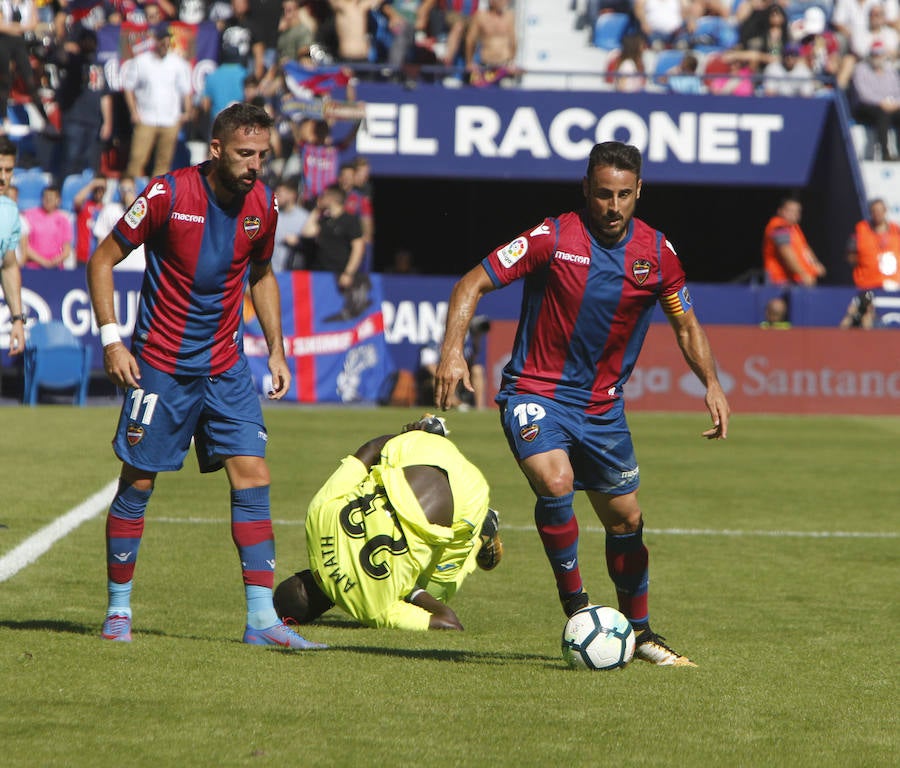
[
  {"xmin": 4, "ymin": 274, "xmax": 896, "ymax": 411},
  {"xmin": 486, "ymin": 321, "xmax": 900, "ymax": 415},
  {"xmin": 354, "ymin": 83, "xmax": 831, "ymax": 186}
]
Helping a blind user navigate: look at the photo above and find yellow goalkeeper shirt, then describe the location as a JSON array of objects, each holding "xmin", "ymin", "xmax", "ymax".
[{"xmin": 305, "ymin": 431, "xmax": 490, "ymax": 630}]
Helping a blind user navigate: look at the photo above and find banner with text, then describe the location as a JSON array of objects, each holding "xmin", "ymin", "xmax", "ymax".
[{"xmin": 354, "ymin": 83, "xmax": 831, "ymax": 186}]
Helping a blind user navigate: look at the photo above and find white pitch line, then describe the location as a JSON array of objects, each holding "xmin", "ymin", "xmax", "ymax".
[
  {"xmin": 151, "ymin": 518, "xmax": 898, "ymax": 539},
  {"xmin": 0, "ymin": 479, "xmax": 118, "ymax": 583}
]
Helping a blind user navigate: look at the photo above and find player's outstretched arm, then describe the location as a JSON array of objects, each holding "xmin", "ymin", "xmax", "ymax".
[{"xmin": 668, "ymin": 309, "xmax": 730, "ymax": 440}]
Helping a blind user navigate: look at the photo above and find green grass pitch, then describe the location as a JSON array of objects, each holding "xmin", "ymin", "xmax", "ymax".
[{"xmin": 1, "ymin": 406, "xmax": 897, "ymax": 767}]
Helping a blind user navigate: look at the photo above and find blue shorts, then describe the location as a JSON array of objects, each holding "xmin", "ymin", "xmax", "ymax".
[
  {"xmin": 497, "ymin": 393, "xmax": 639, "ymax": 495},
  {"xmin": 112, "ymin": 356, "xmax": 267, "ymax": 474}
]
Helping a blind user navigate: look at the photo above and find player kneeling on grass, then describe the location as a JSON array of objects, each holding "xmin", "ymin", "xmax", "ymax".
[{"xmin": 274, "ymin": 415, "xmax": 503, "ymax": 631}]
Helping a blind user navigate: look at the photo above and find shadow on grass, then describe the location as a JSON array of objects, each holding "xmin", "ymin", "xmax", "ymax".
[
  {"xmin": 0, "ymin": 618, "xmax": 96, "ymax": 635},
  {"xmin": 329, "ymin": 645, "xmax": 561, "ymax": 665}
]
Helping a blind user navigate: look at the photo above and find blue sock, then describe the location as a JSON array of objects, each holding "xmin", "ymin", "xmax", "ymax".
[
  {"xmin": 107, "ymin": 579, "xmax": 133, "ymax": 618},
  {"xmin": 246, "ymin": 585, "xmax": 280, "ymax": 630}
]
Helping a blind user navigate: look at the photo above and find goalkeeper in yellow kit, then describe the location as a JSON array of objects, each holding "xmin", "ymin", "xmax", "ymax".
[{"xmin": 274, "ymin": 416, "xmax": 503, "ymax": 631}]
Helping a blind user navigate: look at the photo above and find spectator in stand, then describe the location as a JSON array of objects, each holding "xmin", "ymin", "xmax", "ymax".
[
  {"xmin": 252, "ymin": 0, "xmax": 285, "ymax": 74},
  {"xmin": 352, "ymin": 153, "xmax": 372, "ymax": 197},
  {"xmin": 199, "ymin": 35, "xmax": 249, "ymax": 131},
  {"xmin": 291, "ymin": 116, "xmax": 361, "ymax": 208},
  {"xmin": 666, "ymin": 50, "xmax": 705, "ymax": 93},
  {"xmin": 740, "ymin": 1, "xmax": 789, "ymax": 59},
  {"xmin": 850, "ymin": 40, "xmax": 900, "ymax": 160},
  {"xmin": 833, "ymin": 0, "xmax": 897, "ymax": 88},
  {"xmin": 379, "ymin": 1, "xmax": 434, "ymax": 80},
  {"xmin": 22, "ymin": 184, "xmax": 74, "ymax": 270},
  {"xmin": 123, "ymin": 26, "xmax": 193, "ymax": 178},
  {"xmin": 839, "ymin": 2, "xmax": 900, "ymax": 65},
  {"xmin": 302, "ymin": 182, "xmax": 364, "ymax": 276},
  {"xmin": 791, "ymin": 5, "xmax": 842, "ymax": 86},
  {"xmin": 634, "ymin": 0, "xmax": 689, "ymax": 50},
  {"xmin": 434, "ymin": 0, "xmax": 479, "ymax": 69},
  {"xmin": 220, "ymin": 0, "xmax": 270, "ymax": 82},
  {"xmin": 301, "ymin": 183, "xmax": 369, "ymax": 319},
  {"xmin": 612, "ymin": 33, "xmax": 648, "ymax": 93},
  {"xmin": 272, "ymin": 177, "xmax": 309, "ymax": 271},
  {"xmin": 847, "ymin": 197, "xmax": 900, "ymax": 290},
  {"xmin": 328, "ymin": 0, "xmax": 378, "ymax": 65},
  {"xmin": 764, "ymin": 41, "xmax": 817, "ymax": 96},
  {"xmin": 0, "ymin": 0, "xmax": 54, "ymax": 134},
  {"xmin": 278, "ymin": 0, "xmax": 316, "ymax": 63},
  {"xmin": 54, "ymin": 26, "xmax": 114, "ymax": 179},
  {"xmin": 465, "ymin": 0, "xmax": 518, "ymax": 86},
  {"xmin": 708, "ymin": 49, "xmax": 764, "ymax": 95},
  {"xmin": 92, "ymin": 175, "xmax": 146, "ymax": 272},
  {"xmin": 72, "ymin": 176, "xmax": 108, "ymax": 268},
  {"xmin": 338, "ymin": 160, "xmax": 373, "ymax": 271},
  {"xmin": 762, "ymin": 196, "xmax": 826, "ymax": 286}
]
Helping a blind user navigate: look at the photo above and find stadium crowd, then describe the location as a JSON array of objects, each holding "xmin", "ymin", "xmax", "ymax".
[{"xmin": 0, "ymin": 0, "xmax": 898, "ymax": 276}]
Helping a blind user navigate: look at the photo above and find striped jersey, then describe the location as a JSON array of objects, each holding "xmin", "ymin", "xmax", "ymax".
[
  {"xmin": 300, "ymin": 143, "xmax": 339, "ymax": 204},
  {"xmin": 113, "ymin": 163, "xmax": 277, "ymax": 377},
  {"xmin": 483, "ymin": 211, "xmax": 691, "ymax": 414}
]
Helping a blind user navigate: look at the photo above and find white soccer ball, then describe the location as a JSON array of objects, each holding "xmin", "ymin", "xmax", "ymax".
[{"xmin": 561, "ymin": 605, "xmax": 636, "ymax": 671}]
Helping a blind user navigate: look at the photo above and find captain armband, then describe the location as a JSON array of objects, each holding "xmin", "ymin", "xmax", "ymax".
[{"xmin": 660, "ymin": 286, "xmax": 693, "ymax": 317}]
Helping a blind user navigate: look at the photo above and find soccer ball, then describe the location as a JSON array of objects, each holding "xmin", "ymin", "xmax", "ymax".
[{"xmin": 561, "ymin": 605, "xmax": 636, "ymax": 671}]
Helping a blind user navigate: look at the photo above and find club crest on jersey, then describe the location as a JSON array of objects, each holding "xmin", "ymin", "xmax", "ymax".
[
  {"xmin": 243, "ymin": 216, "xmax": 261, "ymax": 240},
  {"xmin": 124, "ymin": 197, "xmax": 148, "ymax": 230},
  {"xmin": 632, "ymin": 259, "xmax": 652, "ymax": 285},
  {"xmin": 520, "ymin": 424, "xmax": 540, "ymax": 442},
  {"xmin": 126, "ymin": 423, "xmax": 145, "ymax": 446},
  {"xmin": 497, "ymin": 237, "xmax": 528, "ymax": 268}
]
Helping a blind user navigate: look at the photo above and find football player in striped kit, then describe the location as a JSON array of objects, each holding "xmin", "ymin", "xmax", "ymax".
[
  {"xmin": 88, "ymin": 102, "xmax": 323, "ymax": 650},
  {"xmin": 434, "ymin": 141, "xmax": 730, "ymax": 667}
]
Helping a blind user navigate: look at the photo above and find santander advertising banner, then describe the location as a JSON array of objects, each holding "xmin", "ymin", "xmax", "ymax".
[{"xmin": 486, "ymin": 322, "xmax": 900, "ymax": 416}]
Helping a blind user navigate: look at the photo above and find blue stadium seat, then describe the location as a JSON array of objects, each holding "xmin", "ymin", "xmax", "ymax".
[
  {"xmin": 652, "ymin": 48, "xmax": 686, "ymax": 86},
  {"xmin": 61, "ymin": 169, "xmax": 95, "ymax": 212},
  {"xmin": 23, "ymin": 321, "xmax": 92, "ymax": 406},
  {"xmin": 593, "ymin": 13, "xmax": 631, "ymax": 51},
  {"xmin": 11, "ymin": 167, "xmax": 52, "ymax": 211},
  {"xmin": 692, "ymin": 16, "xmax": 738, "ymax": 54}
]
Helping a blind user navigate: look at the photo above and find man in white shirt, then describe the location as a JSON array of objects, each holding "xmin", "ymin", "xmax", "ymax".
[
  {"xmin": 92, "ymin": 176, "xmax": 146, "ymax": 272},
  {"xmin": 123, "ymin": 26, "xmax": 193, "ymax": 179}
]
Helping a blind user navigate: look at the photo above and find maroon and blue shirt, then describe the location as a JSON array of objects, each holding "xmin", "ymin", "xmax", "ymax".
[
  {"xmin": 113, "ymin": 163, "xmax": 277, "ymax": 377},
  {"xmin": 483, "ymin": 211, "xmax": 692, "ymax": 415}
]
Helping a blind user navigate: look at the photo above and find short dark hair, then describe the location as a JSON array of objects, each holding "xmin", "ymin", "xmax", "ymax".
[
  {"xmin": 0, "ymin": 135, "xmax": 17, "ymax": 158},
  {"xmin": 211, "ymin": 102, "xmax": 273, "ymax": 141},
  {"xmin": 273, "ymin": 570, "xmax": 334, "ymax": 624},
  {"xmin": 586, "ymin": 141, "xmax": 642, "ymax": 178}
]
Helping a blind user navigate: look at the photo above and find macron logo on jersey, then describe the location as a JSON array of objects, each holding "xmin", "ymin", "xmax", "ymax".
[
  {"xmin": 172, "ymin": 211, "xmax": 205, "ymax": 223},
  {"xmin": 554, "ymin": 250, "xmax": 590, "ymax": 265},
  {"xmin": 530, "ymin": 224, "xmax": 550, "ymax": 237},
  {"xmin": 146, "ymin": 182, "xmax": 167, "ymax": 200}
]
